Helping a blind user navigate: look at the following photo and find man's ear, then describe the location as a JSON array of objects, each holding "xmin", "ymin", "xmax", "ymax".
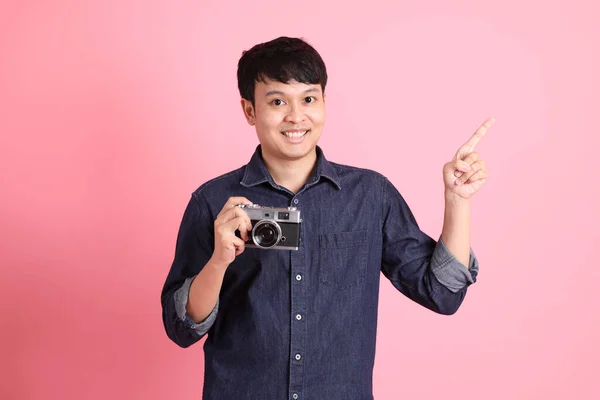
[{"xmin": 241, "ymin": 98, "xmax": 255, "ymax": 126}]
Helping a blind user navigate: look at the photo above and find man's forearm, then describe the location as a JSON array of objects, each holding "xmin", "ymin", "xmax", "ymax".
[
  {"xmin": 440, "ymin": 192, "xmax": 471, "ymax": 268},
  {"xmin": 187, "ymin": 258, "xmax": 228, "ymax": 323}
]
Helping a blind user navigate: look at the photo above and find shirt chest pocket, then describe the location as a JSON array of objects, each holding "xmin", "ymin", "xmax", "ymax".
[{"xmin": 319, "ymin": 230, "xmax": 368, "ymax": 289}]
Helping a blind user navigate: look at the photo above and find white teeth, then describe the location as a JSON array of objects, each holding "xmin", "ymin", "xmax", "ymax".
[{"xmin": 283, "ymin": 130, "xmax": 307, "ymax": 138}]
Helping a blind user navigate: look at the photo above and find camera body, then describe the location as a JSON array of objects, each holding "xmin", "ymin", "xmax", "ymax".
[{"xmin": 238, "ymin": 204, "xmax": 301, "ymax": 250}]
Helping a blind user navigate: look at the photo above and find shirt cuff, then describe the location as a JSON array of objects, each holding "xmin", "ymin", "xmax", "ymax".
[
  {"xmin": 174, "ymin": 275, "xmax": 219, "ymax": 336},
  {"xmin": 430, "ymin": 237, "xmax": 479, "ymax": 293}
]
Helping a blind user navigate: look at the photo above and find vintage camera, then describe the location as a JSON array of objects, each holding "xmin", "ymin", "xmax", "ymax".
[{"xmin": 237, "ymin": 204, "xmax": 302, "ymax": 250}]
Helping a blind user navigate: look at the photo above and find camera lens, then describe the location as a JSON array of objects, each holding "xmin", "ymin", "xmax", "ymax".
[{"xmin": 252, "ymin": 220, "xmax": 281, "ymax": 249}]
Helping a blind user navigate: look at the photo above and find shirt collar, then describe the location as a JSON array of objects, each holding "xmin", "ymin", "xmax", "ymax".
[{"xmin": 240, "ymin": 145, "xmax": 342, "ymax": 190}]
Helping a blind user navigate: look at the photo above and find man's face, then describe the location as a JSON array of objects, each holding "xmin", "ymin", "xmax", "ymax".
[{"xmin": 241, "ymin": 79, "xmax": 325, "ymax": 165}]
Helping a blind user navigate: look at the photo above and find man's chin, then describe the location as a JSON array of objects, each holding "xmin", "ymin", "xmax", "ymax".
[{"xmin": 274, "ymin": 145, "xmax": 318, "ymax": 162}]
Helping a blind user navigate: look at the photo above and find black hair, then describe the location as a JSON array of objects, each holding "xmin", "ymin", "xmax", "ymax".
[{"xmin": 237, "ymin": 36, "xmax": 328, "ymax": 105}]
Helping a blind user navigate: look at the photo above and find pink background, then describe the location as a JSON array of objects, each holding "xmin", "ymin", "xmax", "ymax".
[{"xmin": 1, "ymin": 0, "xmax": 598, "ymax": 399}]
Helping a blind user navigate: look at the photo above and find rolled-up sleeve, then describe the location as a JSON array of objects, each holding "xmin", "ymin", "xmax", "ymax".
[
  {"xmin": 430, "ymin": 237, "xmax": 478, "ymax": 293},
  {"xmin": 161, "ymin": 192, "xmax": 218, "ymax": 348},
  {"xmin": 174, "ymin": 276, "xmax": 219, "ymax": 336}
]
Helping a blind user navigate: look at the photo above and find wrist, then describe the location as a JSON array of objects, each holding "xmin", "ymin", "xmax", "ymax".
[
  {"xmin": 206, "ymin": 256, "xmax": 230, "ymax": 272},
  {"xmin": 444, "ymin": 189, "xmax": 471, "ymax": 207}
]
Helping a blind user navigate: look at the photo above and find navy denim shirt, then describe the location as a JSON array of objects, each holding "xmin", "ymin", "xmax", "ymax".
[{"xmin": 161, "ymin": 145, "xmax": 478, "ymax": 400}]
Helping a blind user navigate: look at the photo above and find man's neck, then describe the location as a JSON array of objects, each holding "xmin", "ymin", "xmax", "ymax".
[{"xmin": 262, "ymin": 150, "xmax": 317, "ymax": 194}]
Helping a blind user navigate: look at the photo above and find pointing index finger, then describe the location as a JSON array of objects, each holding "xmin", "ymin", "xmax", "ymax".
[{"xmin": 464, "ymin": 117, "xmax": 496, "ymax": 150}]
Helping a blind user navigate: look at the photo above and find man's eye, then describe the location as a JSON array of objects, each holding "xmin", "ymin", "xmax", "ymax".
[
  {"xmin": 272, "ymin": 99, "xmax": 284, "ymax": 106},
  {"xmin": 305, "ymin": 96, "xmax": 316, "ymax": 103}
]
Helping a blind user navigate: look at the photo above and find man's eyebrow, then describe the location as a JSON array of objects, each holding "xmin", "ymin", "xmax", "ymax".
[{"xmin": 264, "ymin": 87, "xmax": 321, "ymax": 97}]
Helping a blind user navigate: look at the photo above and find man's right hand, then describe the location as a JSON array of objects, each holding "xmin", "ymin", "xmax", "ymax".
[{"xmin": 210, "ymin": 196, "xmax": 253, "ymax": 268}]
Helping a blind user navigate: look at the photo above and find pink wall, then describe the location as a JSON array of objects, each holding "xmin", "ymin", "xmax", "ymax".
[{"xmin": 1, "ymin": 1, "xmax": 598, "ymax": 399}]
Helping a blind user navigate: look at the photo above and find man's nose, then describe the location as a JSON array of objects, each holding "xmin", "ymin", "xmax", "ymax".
[{"xmin": 284, "ymin": 103, "xmax": 305, "ymax": 123}]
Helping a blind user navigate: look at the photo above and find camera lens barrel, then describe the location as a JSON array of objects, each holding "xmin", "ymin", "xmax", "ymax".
[{"xmin": 252, "ymin": 220, "xmax": 282, "ymax": 249}]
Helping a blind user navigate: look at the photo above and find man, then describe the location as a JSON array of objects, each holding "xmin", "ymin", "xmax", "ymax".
[{"xmin": 161, "ymin": 36, "xmax": 493, "ymax": 400}]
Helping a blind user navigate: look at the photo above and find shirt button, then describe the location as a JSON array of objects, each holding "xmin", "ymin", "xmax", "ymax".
[
  {"xmin": 293, "ymin": 199, "xmax": 299, "ymax": 204},
  {"xmin": 295, "ymin": 274, "xmax": 302, "ymax": 281},
  {"xmin": 295, "ymin": 353, "xmax": 302, "ymax": 361},
  {"xmin": 292, "ymin": 394, "xmax": 299, "ymax": 399},
  {"xmin": 296, "ymin": 314, "xmax": 302, "ymax": 321}
]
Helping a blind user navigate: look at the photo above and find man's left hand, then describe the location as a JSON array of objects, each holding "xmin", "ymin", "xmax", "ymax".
[{"xmin": 443, "ymin": 117, "xmax": 495, "ymax": 200}]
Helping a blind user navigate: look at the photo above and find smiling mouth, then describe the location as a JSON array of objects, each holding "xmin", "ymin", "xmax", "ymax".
[{"xmin": 281, "ymin": 130, "xmax": 309, "ymax": 138}]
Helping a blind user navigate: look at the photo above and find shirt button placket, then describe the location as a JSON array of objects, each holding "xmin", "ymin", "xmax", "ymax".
[{"xmin": 289, "ymin": 195, "xmax": 305, "ymax": 400}]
